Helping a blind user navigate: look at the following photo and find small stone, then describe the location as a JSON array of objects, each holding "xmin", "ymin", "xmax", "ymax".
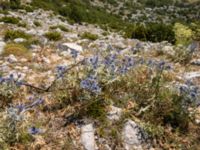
[
  {"xmin": 107, "ymin": 106, "xmax": 122, "ymax": 121},
  {"xmin": 59, "ymin": 43, "xmax": 83, "ymax": 52},
  {"xmin": 14, "ymin": 38, "xmax": 26, "ymax": 43},
  {"xmin": 20, "ymin": 58, "xmax": 28, "ymax": 63},
  {"xmin": 7, "ymin": 54, "xmax": 18, "ymax": 63}
]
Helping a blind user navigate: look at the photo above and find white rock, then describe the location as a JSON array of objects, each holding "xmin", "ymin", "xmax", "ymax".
[
  {"xmin": 60, "ymin": 43, "xmax": 83, "ymax": 52},
  {"xmin": 122, "ymin": 120, "xmax": 148, "ymax": 150},
  {"xmin": 0, "ymin": 41, "xmax": 6, "ymax": 55},
  {"xmin": 107, "ymin": 106, "xmax": 122, "ymax": 121},
  {"xmin": 184, "ymin": 72, "xmax": 200, "ymax": 79},
  {"xmin": 14, "ymin": 38, "xmax": 26, "ymax": 43},
  {"xmin": 20, "ymin": 58, "xmax": 28, "ymax": 63},
  {"xmin": 7, "ymin": 54, "xmax": 18, "ymax": 63},
  {"xmin": 81, "ymin": 124, "xmax": 96, "ymax": 150}
]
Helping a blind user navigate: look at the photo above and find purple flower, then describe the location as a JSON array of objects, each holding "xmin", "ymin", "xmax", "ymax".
[
  {"xmin": 89, "ymin": 56, "xmax": 99, "ymax": 69},
  {"xmin": 56, "ymin": 65, "xmax": 67, "ymax": 78},
  {"xmin": 80, "ymin": 75, "xmax": 101, "ymax": 93},
  {"xmin": 16, "ymin": 104, "xmax": 26, "ymax": 112}
]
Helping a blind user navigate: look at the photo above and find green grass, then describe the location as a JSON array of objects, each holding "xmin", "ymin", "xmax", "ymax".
[
  {"xmin": 0, "ymin": 16, "xmax": 20, "ymax": 24},
  {"xmin": 50, "ymin": 25, "xmax": 69, "ymax": 32},
  {"xmin": 81, "ymin": 32, "xmax": 99, "ymax": 41},
  {"xmin": 44, "ymin": 31, "xmax": 62, "ymax": 41},
  {"xmin": 3, "ymin": 43, "xmax": 31, "ymax": 57},
  {"xmin": 4, "ymin": 30, "xmax": 31, "ymax": 41}
]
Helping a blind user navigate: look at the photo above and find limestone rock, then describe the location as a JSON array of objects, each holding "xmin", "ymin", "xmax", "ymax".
[
  {"xmin": 81, "ymin": 124, "xmax": 96, "ymax": 150},
  {"xmin": 122, "ymin": 120, "xmax": 150, "ymax": 150},
  {"xmin": 59, "ymin": 43, "xmax": 83, "ymax": 52}
]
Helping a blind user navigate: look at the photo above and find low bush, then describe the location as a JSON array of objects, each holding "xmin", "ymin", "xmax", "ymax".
[
  {"xmin": 128, "ymin": 23, "xmax": 175, "ymax": 43},
  {"xmin": 0, "ymin": 16, "xmax": 20, "ymax": 24},
  {"xmin": 174, "ymin": 23, "xmax": 193, "ymax": 46},
  {"xmin": 4, "ymin": 30, "xmax": 31, "ymax": 41},
  {"xmin": 0, "ymin": 0, "xmax": 21, "ymax": 10},
  {"xmin": 81, "ymin": 32, "xmax": 99, "ymax": 41},
  {"xmin": 44, "ymin": 31, "xmax": 62, "ymax": 41},
  {"xmin": 50, "ymin": 25, "xmax": 69, "ymax": 32}
]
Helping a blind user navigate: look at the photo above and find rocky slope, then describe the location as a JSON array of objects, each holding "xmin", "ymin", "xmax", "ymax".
[{"xmin": 0, "ymin": 1, "xmax": 200, "ymax": 150}]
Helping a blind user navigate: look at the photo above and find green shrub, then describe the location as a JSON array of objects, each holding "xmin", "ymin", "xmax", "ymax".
[
  {"xmin": 0, "ymin": 0, "xmax": 21, "ymax": 10},
  {"xmin": 174, "ymin": 23, "xmax": 193, "ymax": 46},
  {"xmin": 0, "ymin": 16, "xmax": 20, "ymax": 24},
  {"xmin": 9, "ymin": 0, "xmax": 21, "ymax": 9},
  {"xmin": 129, "ymin": 23, "xmax": 175, "ymax": 43},
  {"xmin": 21, "ymin": 5, "xmax": 34, "ymax": 12},
  {"xmin": 81, "ymin": 32, "xmax": 99, "ymax": 40},
  {"xmin": 4, "ymin": 30, "xmax": 31, "ymax": 41},
  {"xmin": 44, "ymin": 31, "xmax": 62, "ymax": 41}
]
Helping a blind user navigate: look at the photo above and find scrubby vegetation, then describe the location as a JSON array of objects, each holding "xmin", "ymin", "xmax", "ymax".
[
  {"xmin": 0, "ymin": 0, "xmax": 200, "ymax": 149},
  {"xmin": 49, "ymin": 25, "xmax": 69, "ymax": 32},
  {"xmin": 4, "ymin": 30, "xmax": 31, "ymax": 41},
  {"xmin": 44, "ymin": 31, "xmax": 62, "ymax": 41},
  {"xmin": 3, "ymin": 43, "xmax": 31, "ymax": 57},
  {"xmin": 0, "ymin": 16, "xmax": 20, "ymax": 24},
  {"xmin": 81, "ymin": 32, "xmax": 99, "ymax": 41}
]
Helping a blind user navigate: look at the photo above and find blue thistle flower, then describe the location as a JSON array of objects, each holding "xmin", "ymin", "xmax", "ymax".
[{"xmin": 80, "ymin": 75, "xmax": 101, "ymax": 93}]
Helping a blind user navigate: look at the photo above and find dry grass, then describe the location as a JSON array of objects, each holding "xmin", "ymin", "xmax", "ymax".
[{"xmin": 3, "ymin": 43, "xmax": 31, "ymax": 58}]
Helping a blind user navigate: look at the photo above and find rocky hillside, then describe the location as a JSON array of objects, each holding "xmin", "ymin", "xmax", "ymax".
[
  {"xmin": 0, "ymin": 0, "xmax": 200, "ymax": 150},
  {"xmin": 91, "ymin": 0, "xmax": 200, "ymax": 23}
]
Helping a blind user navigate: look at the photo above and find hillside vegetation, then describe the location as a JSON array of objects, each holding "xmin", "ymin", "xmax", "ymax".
[{"xmin": 0, "ymin": 0, "xmax": 200, "ymax": 149}]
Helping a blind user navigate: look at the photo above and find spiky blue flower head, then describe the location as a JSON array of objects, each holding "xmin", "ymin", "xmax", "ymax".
[
  {"xmin": 104, "ymin": 54, "xmax": 116, "ymax": 66},
  {"xmin": 80, "ymin": 75, "xmax": 101, "ymax": 93},
  {"xmin": 56, "ymin": 65, "xmax": 67, "ymax": 78},
  {"xmin": 88, "ymin": 55, "xmax": 99, "ymax": 69},
  {"xmin": 157, "ymin": 61, "xmax": 165, "ymax": 70}
]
